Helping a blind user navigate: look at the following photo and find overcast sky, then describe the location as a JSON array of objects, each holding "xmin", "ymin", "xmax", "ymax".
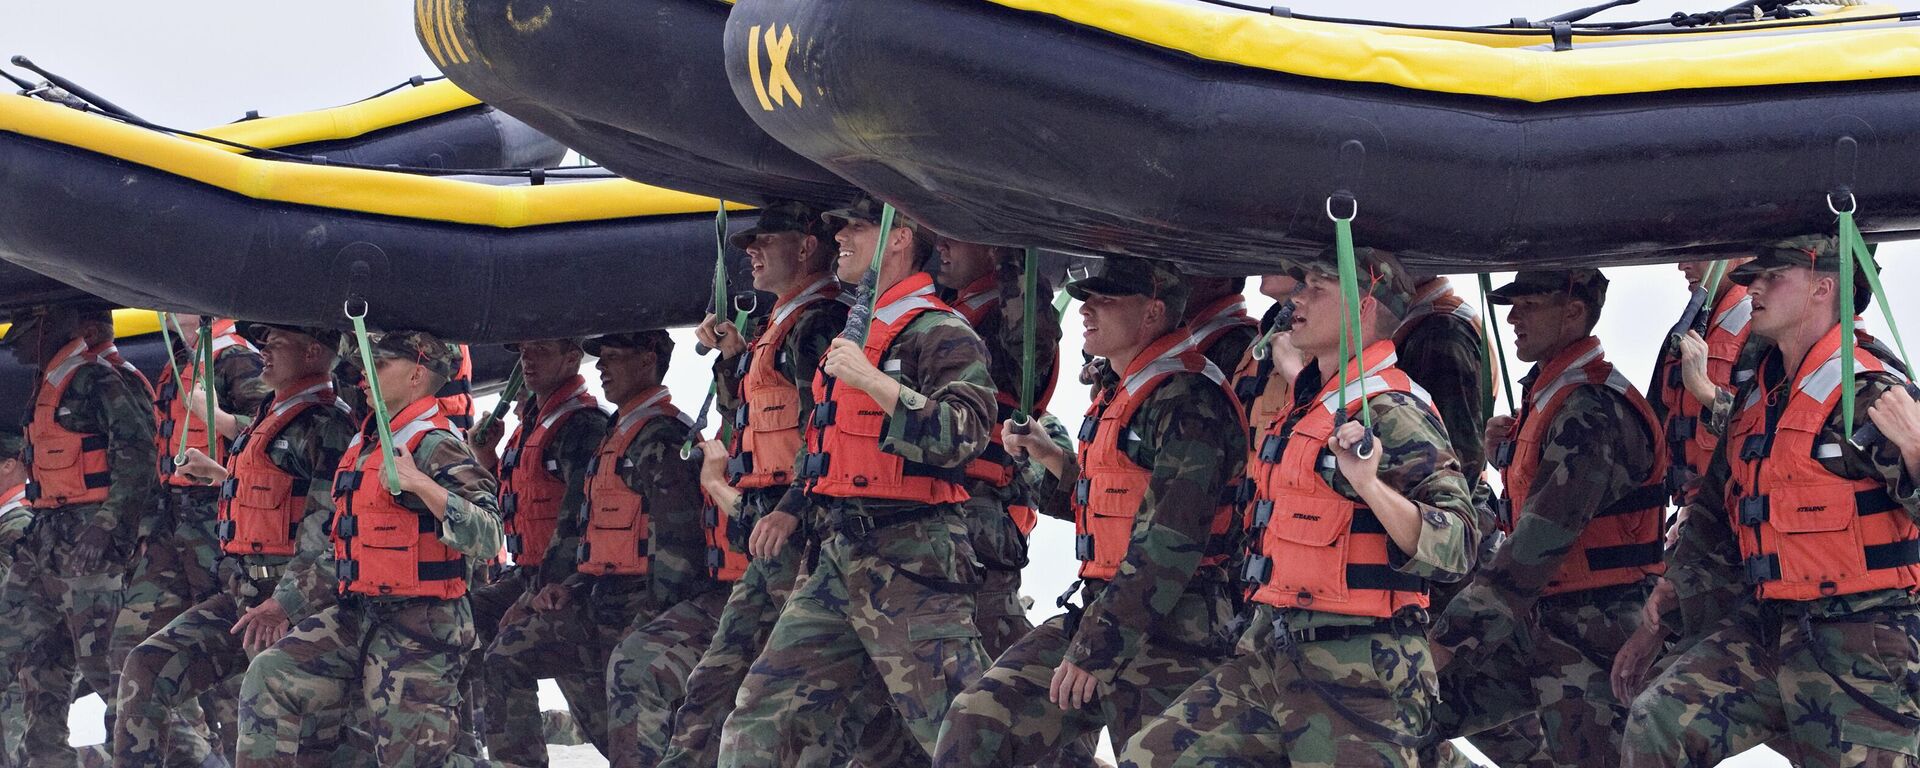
[{"xmin": 15, "ymin": 3, "xmax": 1913, "ymax": 764}]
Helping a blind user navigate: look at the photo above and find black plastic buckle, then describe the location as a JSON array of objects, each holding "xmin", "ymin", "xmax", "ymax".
[
  {"xmin": 1742, "ymin": 554, "xmax": 1780, "ymax": 585},
  {"xmin": 500, "ymin": 448, "xmax": 522, "ymax": 472},
  {"xmin": 1491, "ymin": 440, "xmax": 1517, "ymax": 470},
  {"xmin": 1077, "ymin": 417, "xmax": 1099, "ymax": 443},
  {"xmin": 1250, "ymin": 499, "xmax": 1275, "ymax": 529},
  {"xmin": 1235, "ymin": 375, "xmax": 1263, "ymax": 404},
  {"xmin": 576, "ymin": 541, "xmax": 591, "ymax": 563},
  {"xmin": 707, "ymin": 547, "xmax": 723, "ymax": 570},
  {"xmin": 22, "ymin": 481, "xmax": 39, "ymax": 501},
  {"xmin": 214, "ymin": 519, "xmax": 236, "ymax": 541},
  {"xmin": 1242, "ymin": 554, "xmax": 1274, "ymax": 585},
  {"xmin": 703, "ymin": 504, "xmax": 721, "ymax": 528},
  {"xmin": 1258, "ymin": 434, "xmax": 1285, "ymax": 464},
  {"xmin": 1670, "ymin": 416, "xmax": 1697, "ymax": 442},
  {"xmin": 1235, "ymin": 480, "xmax": 1257, "ymax": 506},
  {"xmin": 335, "ymin": 559, "xmax": 360, "ymax": 583},
  {"xmin": 1741, "ymin": 434, "xmax": 1774, "ymax": 461},
  {"xmin": 500, "ymin": 494, "xmax": 519, "ymax": 518},
  {"xmin": 1073, "ymin": 477, "xmax": 1090, "ymax": 507},
  {"xmin": 1737, "ymin": 495, "xmax": 1771, "ymax": 526},
  {"xmin": 1074, "ymin": 533, "xmax": 1095, "ymax": 561},
  {"xmin": 506, "ymin": 533, "xmax": 524, "ymax": 555},
  {"xmin": 811, "ymin": 402, "xmax": 838, "ymax": 429},
  {"xmin": 727, "ymin": 454, "xmax": 752, "ymax": 483},
  {"xmin": 799, "ymin": 452, "xmax": 829, "ymax": 480},
  {"xmin": 734, "ymin": 403, "xmax": 751, "ymax": 429},
  {"xmin": 337, "ymin": 471, "xmax": 363, "ymax": 493},
  {"xmin": 220, "ymin": 477, "xmax": 239, "ymax": 499},
  {"xmin": 335, "ymin": 514, "xmax": 359, "ymax": 539}
]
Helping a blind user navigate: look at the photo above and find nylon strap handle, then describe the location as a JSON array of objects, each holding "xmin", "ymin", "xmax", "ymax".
[
  {"xmin": 1477, "ymin": 274, "xmax": 1517, "ymax": 415},
  {"xmin": 685, "ymin": 202, "xmax": 752, "ymax": 460},
  {"xmin": 473, "ymin": 360, "xmax": 524, "ymax": 439},
  {"xmin": 1014, "ymin": 246, "xmax": 1040, "ymax": 434},
  {"xmin": 345, "ymin": 311, "xmax": 402, "ymax": 495},
  {"xmin": 1840, "ymin": 209, "xmax": 1909, "ymax": 364},
  {"xmin": 1701, "ymin": 259, "xmax": 1730, "ymax": 309},
  {"xmin": 1329, "ymin": 194, "xmax": 1373, "ymax": 458},
  {"xmin": 196, "ymin": 318, "xmax": 219, "ymax": 462},
  {"xmin": 842, "ymin": 204, "xmax": 898, "ymax": 346},
  {"xmin": 153, "ymin": 312, "xmax": 192, "ymax": 465},
  {"xmin": 1833, "ymin": 197, "xmax": 1912, "ymax": 438}
]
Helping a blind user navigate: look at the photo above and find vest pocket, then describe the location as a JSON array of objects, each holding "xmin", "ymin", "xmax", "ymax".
[
  {"xmin": 1261, "ymin": 496, "xmax": 1354, "ymax": 603},
  {"xmin": 1767, "ymin": 481, "xmax": 1869, "ymax": 586},
  {"xmin": 32, "ymin": 430, "xmax": 83, "ymax": 471}
]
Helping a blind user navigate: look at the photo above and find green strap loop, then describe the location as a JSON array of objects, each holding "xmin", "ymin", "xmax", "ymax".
[
  {"xmin": 474, "ymin": 361, "xmax": 524, "ymax": 439},
  {"xmin": 713, "ymin": 203, "xmax": 731, "ymax": 323},
  {"xmin": 1053, "ymin": 289, "xmax": 1073, "ymax": 317},
  {"xmin": 1839, "ymin": 212, "xmax": 1859, "ymax": 437},
  {"xmin": 686, "ymin": 201, "xmax": 749, "ymax": 457},
  {"xmin": 845, "ymin": 204, "xmax": 898, "ymax": 347},
  {"xmin": 346, "ymin": 312, "xmax": 402, "ymax": 495},
  {"xmin": 1701, "ymin": 259, "xmax": 1730, "ymax": 310},
  {"xmin": 153, "ymin": 313, "xmax": 191, "ymax": 463},
  {"xmin": 196, "ymin": 318, "xmax": 219, "ymax": 460},
  {"xmin": 1477, "ymin": 274, "xmax": 1517, "ymax": 415},
  {"xmin": 1840, "ymin": 212, "xmax": 1910, "ymax": 365},
  {"xmin": 1331, "ymin": 210, "xmax": 1371, "ymax": 431},
  {"xmin": 1019, "ymin": 247, "xmax": 1040, "ymax": 422}
]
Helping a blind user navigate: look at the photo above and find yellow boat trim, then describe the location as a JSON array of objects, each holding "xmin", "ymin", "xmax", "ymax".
[
  {"xmin": 0, "ymin": 309, "xmax": 162, "ymax": 340},
  {"xmin": 0, "ymin": 94, "xmax": 748, "ymax": 227},
  {"xmin": 986, "ymin": 1, "xmax": 1920, "ymax": 101},
  {"xmin": 191, "ymin": 80, "xmax": 482, "ymax": 153}
]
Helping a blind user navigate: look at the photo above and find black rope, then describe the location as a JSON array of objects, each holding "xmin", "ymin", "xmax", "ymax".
[{"xmin": 1187, "ymin": 0, "xmax": 1913, "ymax": 36}]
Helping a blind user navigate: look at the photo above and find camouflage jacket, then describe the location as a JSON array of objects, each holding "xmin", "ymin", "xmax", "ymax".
[
  {"xmin": 774, "ymin": 286, "xmax": 999, "ymax": 517},
  {"xmin": 1037, "ymin": 367, "xmax": 1247, "ymax": 685},
  {"xmin": 255, "ymin": 396, "xmax": 358, "ymax": 620},
  {"xmin": 1028, "ymin": 413, "xmax": 1076, "ymax": 523},
  {"xmin": 167, "ymin": 340, "xmax": 272, "ymax": 431},
  {"xmin": 1398, "ymin": 311, "xmax": 1489, "ymax": 481},
  {"xmin": 0, "ymin": 491, "xmax": 31, "ymax": 578},
  {"xmin": 1275, "ymin": 357, "xmax": 1481, "ymax": 631},
  {"xmin": 45, "ymin": 359, "xmax": 158, "ymax": 540},
  {"xmin": 562, "ymin": 398, "xmax": 715, "ymax": 607},
  {"xmin": 1203, "ymin": 325, "xmax": 1260, "ymax": 383},
  {"xmin": 518, "ymin": 396, "xmax": 610, "ymax": 585},
  {"xmin": 950, "ymin": 267, "xmax": 1062, "ymax": 505},
  {"xmin": 714, "ymin": 284, "xmax": 849, "ymax": 515},
  {"xmin": 1432, "ymin": 371, "xmax": 1656, "ymax": 657},
  {"xmin": 1665, "ymin": 342, "xmax": 1920, "ymax": 634}
]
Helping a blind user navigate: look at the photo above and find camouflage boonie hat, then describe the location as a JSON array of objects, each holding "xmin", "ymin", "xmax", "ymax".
[
  {"xmin": 820, "ymin": 195, "xmax": 921, "ymax": 232},
  {"xmin": 0, "ymin": 427, "xmax": 22, "ymax": 462},
  {"xmin": 729, "ymin": 201, "xmax": 829, "ymax": 249},
  {"xmin": 1730, "ymin": 235, "xmax": 1877, "ymax": 314},
  {"xmin": 1488, "ymin": 268, "xmax": 1609, "ymax": 314},
  {"xmin": 342, "ymin": 330, "xmax": 460, "ymax": 380},
  {"xmin": 1064, "ymin": 256, "xmax": 1191, "ymax": 318},
  {"xmin": 582, "ymin": 330, "xmax": 674, "ymax": 359},
  {"xmin": 1287, "ymin": 246, "xmax": 1415, "ymax": 318},
  {"xmin": 237, "ymin": 322, "xmax": 342, "ymax": 351}
]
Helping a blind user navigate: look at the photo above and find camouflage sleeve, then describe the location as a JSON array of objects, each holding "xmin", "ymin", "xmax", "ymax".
[
  {"xmin": 786, "ymin": 300, "xmax": 850, "ymax": 436},
  {"xmin": 879, "ymin": 313, "xmax": 997, "ymax": 469},
  {"xmin": 64, "ymin": 365, "xmax": 158, "ymax": 535},
  {"xmin": 214, "ymin": 346, "xmax": 271, "ymax": 427},
  {"xmin": 0, "ymin": 508, "xmax": 31, "ymax": 573},
  {"xmin": 1835, "ymin": 374, "xmax": 1920, "ymax": 518},
  {"xmin": 413, "ymin": 431, "xmax": 503, "ymax": 559},
  {"xmin": 1399, "ymin": 317, "xmax": 1489, "ymax": 480},
  {"xmin": 268, "ymin": 405, "xmax": 356, "ymax": 619},
  {"xmin": 1064, "ymin": 374, "xmax": 1245, "ymax": 686},
  {"xmin": 989, "ymin": 270, "xmax": 1063, "ymax": 415},
  {"xmin": 1702, "ymin": 340, "xmax": 1771, "ymax": 439},
  {"xmin": 1323, "ymin": 392, "xmax": 1479, "ymax": 582},
  {"xmin": 1434, "ymin": 386, "xmax": 1654, "ymax": 655},
  {"xmin": 537, "ymin": 410, "xmax": 611, "ymax": 584},
  {"xmin": 1204, "ymin": 325, "xmax": 1260, "ymax": 380},
  {"xmin": 624, "ymin": 416, "xmax": 711, "ymax": 605},
  {"xmin": 1025, "ymin": 412, "xmax": 1077, "ymax": 523}
]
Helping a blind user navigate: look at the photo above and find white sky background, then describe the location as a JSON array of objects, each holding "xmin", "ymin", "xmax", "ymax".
[{"xmin": 14, "ymin": 1, "xmax": 1920, "ymax": 764}]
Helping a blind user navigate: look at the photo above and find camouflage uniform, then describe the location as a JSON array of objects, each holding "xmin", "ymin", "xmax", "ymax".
[
  {"xmin": 236, "ymin": 334, "xmax": 504, "ymax": 768},
  {"xmin": 1119, "ymin": 253, "xmax": 1481, "ymax": 768},
  {"xmin": 1623, "ymin": 331, "xmax": 1920, "ymax": 767},
  {"xmin": 153, "ymin": 332, "xmax": 272, "ymax": 606},
  {"xmin": 2, "ymin": 457, "xmax": 77, "ymax": 768},
  {"xmin": 1428, "ymin": 341, "xmax": 1660, "ymax": 765},
  {"xmin": 478, "ymin": 387, "xmax": 609, "ymax": 768},
  {"xmin": 716, "ymin": 270, "xmax": 999, "ymax": 766},
  {"xmin": 658, "ymin": 288, "xmax": 846, "ymax": 768},
  {"xmin": 114, "ymin": 381, "xmax": 355, "ymax": 767},
  {"xmin": 934, "ymin": 354, "xmax": 1247, "ymax": 766}
]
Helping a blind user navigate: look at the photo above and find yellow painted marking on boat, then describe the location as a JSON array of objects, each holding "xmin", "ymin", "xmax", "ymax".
[
  {"xmin": 507, "ymin": 3, "xmax": 553, "ymax": 33},
  {"xmin": 0, "ymin": 309, "xmax": 160, "ymax": 340},
  {"xmin": 747, "ymin": 24, "xmax": 775, "ymax": 111},
  {"xmin": 439, "ymin": 0, "xmax": 471, "ymax": 66},
  {"xmin": 764, "ymin": 25, "xmax": 802, "ymax": 108},
  {"xmin": 416, "ymin": 0, "xmax": 449, "ymax": 68}
]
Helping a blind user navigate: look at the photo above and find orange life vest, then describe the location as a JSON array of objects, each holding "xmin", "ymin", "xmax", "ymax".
[
  {"xmin": 25, "ymin": 339, "xmax": 117, "ymax": 509},
  {"xmin": 1243, "ymin": 342, "xmax": 1433, "ymax": 618},
  {"xmin": 500, "ymin": 376, "xmax": 601, "ymax": 568},
  {"xmin": 155, "ymin": 319, "xmax": 252, "ymax": 487},
  {"xmin": 330, "ymin": 397, "xmax": 468, "ymax": 600},
  {"xmin": 1659, "ymin": 286, "xmax": 1753, "ymax": 497},
  {"xmin": 1232, "ymin": 326, "xmax": 1295, "ymax": 443},
  {"xmin": 1727, "ymin": 326, "xmax": 1919, "ymax": 601},
  {"xmin": 727, "ymin": 277, "xmax": 840, "ymax": 490},
  {"xmin": 1174, "ymin": 294, "xmax": 1258, "ymax": 366},
  {"xmin": 1072, "ymin": 332, "xmax": 1244, "ymax": 581},
  {"xmin": 1493, "ymin": 337, "xmax": 1668, "ymax": 596},
  {"xmin": 217, "ymin": 378, "xmax": 348, "ymax": 557},
  {"xmin": 577, "ymin": 387, "xmax": 683, "ymax": 577},
  {"xmin": 796, "ymin": 273, "xmax": 970, "ymax": 506},
  {"xmin": 437, "ymin": 345, "xmax": 475, "ymax": 433},
  {"xmin": 1, "ymin": 485, "xmax": 25, "ymax": 519},
  {"xmin": 950, "ymin": 273, "xmax": 1060, "ymax": 536}
]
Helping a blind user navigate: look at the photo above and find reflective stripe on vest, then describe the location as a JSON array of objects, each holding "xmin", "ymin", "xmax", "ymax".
[
  {"xmin": 25, "ymin": 339, "xmax": 116, "ymax": 509},
  {"xmin": 1245, "ymin": 341, "xmax": 1434, "ymax": 618},
  {"xmin": 501, "ymin": 377, "xmax": 601, "ymax": 567},
  {"xmin": 155, "ymin": 320, "xmax": 253, "ymax": 486},
  {"xmin": 798, "ymin": 274, "xmax": 970, "ymax": 506},
  {"xmin": 330, "ymin": 398, "xmax": 466, "ymax": 599},
  {"xmin": 218, "ymin": 379, "xmax": 347, "ymax": 557},
  {"xmin": 0, "ymin": 485, "xmax": 26, "ymax": 518},
  {"xmin": 1496, "ymin": 337, "xmax": 1668, "ymax": 596},
  {"xmin": 578, "ymin": 388, "xmax": 685, "ymax": 576},
  {"xmin": 950, "ymin": 273, "xmax": 1060, "ymax": 492},
  {"xmin": 729, "ymin": 277, "xmax": 839, "ymax": 490},
  {"xmin": 1729, "ymin": 326, "xmax": 1917, "ymax": 601},
  {"xmin": 1659, "ymin": 288, "xmax": 1753, "ymax": 492},
  {"xmin": 1072, "ymin": 331, "xmax": 1241, "ymax": 581},
  {"xmin": 1169, "ymin": 295, "xmax": 1256, "ymax": 362}
]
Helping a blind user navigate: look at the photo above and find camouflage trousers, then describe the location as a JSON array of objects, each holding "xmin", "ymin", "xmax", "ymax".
[
  {"xmin": 1, "ymin": 619, "xmax": 76, "ymax": 767},
  {"xmin": 485, "ymin": 576, "xmax": 650, "ymax": 768},
  {"xmin": 1431, "ymin": 582, "xmax": 1645, "ymax": 767},
  {"xmin": 607, "ymin": 587, "xmax": 728, "ymax": 768},
  {"xmin": 462, "ymin": 564, "xmax": 527, "ymax": 754},
  {"xmin": 961, "ymin": 494, "xmax": 1031, "ymax": 662},
  {"xmin": 975, "ymin": 569, "xmax": 1032, "ymax": 663},
  {"xmin": 718, "ymin": 508, "xmax": 987, "ymax": 767},
  {"xmin": 114, "ymin": 572, "xmax": 288, "ymax": 768},
  {"xmin": 933, "ymin": 581, "xmax": 1232, "ymax": 767},
  {"xmin": 235, "ymin": 596, "xmax": 478, "ymax": 767},
  {"xmin": 155, "ymin": 489, "xmax": 223, "ymax": 605},
  {"xmin": 1622, "ymin": 601, "xmax": 1920, "ymax": 767},
  {"xmin": 657, "ymin": 541, "xmax": 804, "ymax": 768},
  {"xmin": 1118, "ymin": 606, "xmax": 1437, "ymax": 768}
]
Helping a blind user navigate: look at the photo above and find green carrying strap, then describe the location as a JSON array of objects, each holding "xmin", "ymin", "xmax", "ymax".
[
  {"xmin": 842, "ymin": 203, "xmax": 898, "ymax": 347},
  {"xmin": 344, "ymin": 310, "xmax": 402, "ymax": 495},
  {"xmin": 153, "ymin": 312, "xmax": 190, "ymax": 464},
  {"xmin": 1701, "ymin": 259, "xmax": 1730, "ymax": 309},
  {"xmin": 473, "ymin": 360, "xmax": 524, "ymax": 439},
  {"xmin": 196, "ymin": 317, "xmax": 219, "ymax": 461},
  {"xmin": 1329, "ymin": 196, "xmax": 1373, "ymax": 456},
  {"xmin": 1018, "ymin": 246, "xmax": 1040, "ymax": 424},
  {"xmin": 1834, "ymin": 198, "xmax": 1910, "ymax": 437},
  {"xmin": 684, "ymin": 202, "xmax": 753, "ymax": 459},
  {"xmin": 1477, "ymin": 274, "xmax": 1517, "ymax": 416}
]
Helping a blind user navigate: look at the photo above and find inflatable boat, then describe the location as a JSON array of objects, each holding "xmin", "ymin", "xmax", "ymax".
[
  {"xmin": 416, "ymin": 0, "xmax": 855, "ymax": 205},
  {"xmin": 724, "ymin": 0, "xmax": 1920, "ymax": 270},
  {"xmin": 0, "ymin": 91, "xmax": 757, "ymax": 343}
]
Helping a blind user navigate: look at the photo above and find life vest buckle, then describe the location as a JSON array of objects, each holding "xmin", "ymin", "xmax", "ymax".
[
  {"xmin": 335, "ymin": 559, "xmax": 360, "ymax": 583},
  {"xmin": 506, "ymin": 533, "xmax": 525, "ymax": 555},
  {"xmin": 1670, "ymin": 416, "xmax": 1697, "ymax": 442},
  {"xmin": 1737, "ymin": 495, "xmax": 1771, "ymax": 526},
  {"xmin": 334, "ymin": 515, "xmax": 359, "ymax": 539},
  {"xmin": 811, "ymin": 401, "xmax": 838, "ymax": 429},
  {"xmin": 1073, "ymin": 477, "xmax": 1090, "ymax": 507},
  {"xmin": 1258, "ymin": 435, "xmax": 1285, "ymax": 464},
  {"xmin": 1074, "ymin": 533, "xmax": 1095, "ymax": 562},
  {"xmin": 798, "ymin": 452, "xmax": 830, "ymax": 480},
  {"xmin": 1241, "ymin": 554, "xmax": 1273, "ymax": 585},
  {"xmin": 500, "ymin": 494, "xmax": 520, "ymax": 518},
  {"xmin": 1491, "ymin": 439, "xmax": 1517, "ymax": 470},
  {"xmin": 214, "ymin": 519, "xmax": 236, "ymax": 542},
  {"xmin": 336, "ymin": 471, "xmax": 363, "ymax": 493},
  {"xmin": 1741, "ymin": 434, "xmax": 1774, "ymax": 461},
  {"xmin": 734, "ymin": 402, "xmax": 751, "ymax": 428},
  {"xmin": 1742, "ymin": 554, "xmax": 1781, "ymax": 585},
  {"xmin": 501, "ymin": 448, "xmax": 522, "ymax": 471},
  {"xmin": 727, "ymin": 453, "xmax": 753, "ymax": 483},
  {"xmin": 703, "ymin": 504, "xmax": 722, "ymax": 528},
  {"xmin": 21, "ymin": 481, "xmax": 38, "ymax": 501},
  {"xmin": 1077, "ymin": 417, "xmax": 1098, "ymax": 443},
  {"xmin": 706, "ymin": 547, "xmax": 724, "ymax": 570},
  {"xmin": 1250, "ymin": 499, "xmax": 1274, "ymax": 530}
]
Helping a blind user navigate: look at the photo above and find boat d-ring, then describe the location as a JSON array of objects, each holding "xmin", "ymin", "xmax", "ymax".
[
  {"xmin": 1325, "ymin": 193, "xmax": 1359, "ymax": 223},
  {"xmin": 733, "ymin": 292, "xmax": 759, "ymax": 315},
  {"xmin": 1827, "ymin": 191, "xmax": 1857, "ymax": 216}
]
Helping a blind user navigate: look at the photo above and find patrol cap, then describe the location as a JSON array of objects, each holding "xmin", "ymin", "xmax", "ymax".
[
  {"xmin": 0, "ymin": 303, "xmax": 112, "ymax": 347},
  {"xmin": 0, "ymin": 427, "xmax": 22, "ymax": 462},
  {"xmin": 581, "ymin": 330, "xmax": 674, "ymax": 359},
  {"xmin": 1488, "ymin": 269, "xmax": 1609, "ymax": 315},
  {"xmin": 502, "ymin": 337, "xmax": 585, "ymax": 354},
  {"xmin": 728, "ymin": 201, "xmax": 829, "ymax": 249},
  {"xmin": 237, "ymin": 322, "xmax": 342, "ymax": 351},
  {"xmin": 341, "ymin": 330, "xmax": 460, "ymax": 380},
  {"xmin": 1286, "ymin": 247, "xmax": 1415, "ymax": 318},
  {"xmin": 820, "ymin": 195, "xmax": 921, "ymax": 232},
  {"xmin": 1729, "ymin": 235, "xmax": 1876, "ymax": 313},
  {"xmin": 1064, "ymin": 256, "xmax": 1190, "ymax": 318}
]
